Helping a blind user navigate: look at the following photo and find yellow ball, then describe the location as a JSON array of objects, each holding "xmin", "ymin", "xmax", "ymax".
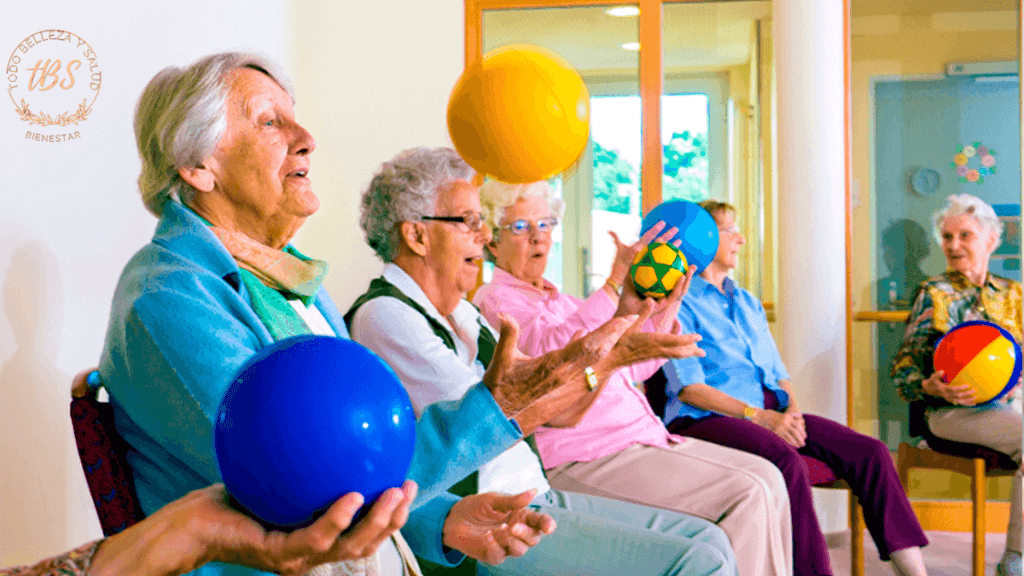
[{"xmin": 447, "ymin": 44, "xmax": 590, "ymax": 184}]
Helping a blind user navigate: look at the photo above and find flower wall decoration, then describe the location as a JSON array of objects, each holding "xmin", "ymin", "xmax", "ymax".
[{"xmin": 951, "ymin": 142, "xmax": 996, "ymax": 184}]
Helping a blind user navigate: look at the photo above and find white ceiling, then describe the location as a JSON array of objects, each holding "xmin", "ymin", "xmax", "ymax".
[{"xmin": 482, "ymin": 0, "xmax": 1018, "ymax": 74}]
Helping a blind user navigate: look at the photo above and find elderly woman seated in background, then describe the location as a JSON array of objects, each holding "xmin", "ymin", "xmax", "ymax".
[
  {"xmin": 347, "ymin": 146, "xmax": 738, "ymax": 576},
  {"xmin": 892, "ymin": 193, "xmax": 1022, "ymax": 576},
  {"xmin": 94, "ymin": 52, "xmax": 624, "ymax": 576},
  {"xmin": 473, "ymin": 180, "xmax": 794, "ymax": 576},
  {"xmin": 661, "ymin": 200, "xmax": 929, "ymax": 576}
]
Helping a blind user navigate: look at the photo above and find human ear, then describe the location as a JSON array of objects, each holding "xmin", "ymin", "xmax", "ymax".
[
  {"xmin": 177, "ymin": 161, "xmax": 217, "ymax": 193},
  {"xmin": 400, "ymin": 221, "xmax": 429, "ymax": 257}
]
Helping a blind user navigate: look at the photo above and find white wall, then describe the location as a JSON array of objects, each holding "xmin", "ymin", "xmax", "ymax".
[
  {"xmin": 0, "ymin": 1, "xmax": 292, "ymax": 565},
  {"xmin": 291, "ymin": 0, "xmax": 465, "ymax": 307}
]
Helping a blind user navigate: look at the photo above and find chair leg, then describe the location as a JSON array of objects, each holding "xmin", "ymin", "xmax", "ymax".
[
  {"xmin": 850, "ymin": 492, "xmax": 865, "ymax": 576},
  {"xmin": 897, "ymin": 443, "xmax": 911, "ymax": 492},
  {"xmin": 972, "ymin": 458, "xmax": 986, "ymax": 576}
]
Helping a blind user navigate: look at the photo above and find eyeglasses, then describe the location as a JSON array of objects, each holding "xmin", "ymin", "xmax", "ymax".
[
  {"xmin": 421, "ymin": 211, "xmax": 485, "ymax": 232},
  {"xmin": 501, "ymin": 217, "xmax": 559, "ymax": 236},
  {"xmin": 718, "ymin": 226, "xmax": 741, "ymax": 236}
]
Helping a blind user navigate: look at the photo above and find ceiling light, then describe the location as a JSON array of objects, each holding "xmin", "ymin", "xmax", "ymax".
[
  {"xmin": 621, "ymin": 42, "xmax": 640, "ymax": 51},
  {"xmin": 605, "ymin": 6, "xmax": 640, "ymax": 17}
]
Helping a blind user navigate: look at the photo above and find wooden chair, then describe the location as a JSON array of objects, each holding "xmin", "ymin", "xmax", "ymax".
[
  {"xmin": 897, "ymin": 401, "xmax": 1019, "ymax": 576},
  {"xmin": 70, "ymin": 369, "xmax": 145, "ymax": 536},
  {"xmin": 643, "ymin": 369, "xmax": 865, "ymax": 576}
]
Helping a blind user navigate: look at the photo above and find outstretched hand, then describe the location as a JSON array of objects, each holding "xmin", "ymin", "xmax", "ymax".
[
  {"xmin": 442, "ymin": 490, "xmax": 557, "ymax": 565},
  {"xmin": 90, "ymin": 482, "xmax": 418, "ymax": 576},
  {"xmin": 601, "ymin": 305, "xmax": 704, "ymax": 374},
  {"xmin": 484, "ymin": 312, "xmax": 634, "ymax": 419}
]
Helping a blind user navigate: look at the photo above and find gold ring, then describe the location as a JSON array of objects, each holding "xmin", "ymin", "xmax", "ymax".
[{"xmin": 584, "ymin": 366, "xmax": 599, "ymax": 391}]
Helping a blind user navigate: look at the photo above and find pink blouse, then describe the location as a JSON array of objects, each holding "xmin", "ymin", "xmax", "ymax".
[{"xmin": 473, "ymin": 267, "xmax": 687, "ymax": 469}]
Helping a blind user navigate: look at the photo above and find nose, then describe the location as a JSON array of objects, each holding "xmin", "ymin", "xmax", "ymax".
[
  {"xmin": 291, "ymin": 122, "xmax": 316, "ymax": 155},
  {"xmin": 477, "ymin": 224, "xmax": 493, "ymax": 244}
]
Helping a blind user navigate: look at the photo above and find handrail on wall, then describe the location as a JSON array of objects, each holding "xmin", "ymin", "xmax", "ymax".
[{"xmin": 853, "ymin": 310, "xmax": 909, "ymax": 323}]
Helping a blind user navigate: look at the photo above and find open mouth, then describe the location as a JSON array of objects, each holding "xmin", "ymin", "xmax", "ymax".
[{"xmin": 287, "ymin": 169, "xmax": 309, "ymax": 178}]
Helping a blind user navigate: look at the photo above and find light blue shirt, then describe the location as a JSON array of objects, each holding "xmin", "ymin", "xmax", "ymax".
[
  {"xmin": 100, "ymin": 201, "xmax": 521, "ymax": 574},
  {"xmin": 663, "ymin": 275, "xmax": 790, "ymax": 423}
]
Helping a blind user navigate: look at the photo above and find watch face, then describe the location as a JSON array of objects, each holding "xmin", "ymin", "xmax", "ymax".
[{"xmin": 911, "ymin": 168, "xmax": 941, "ymax": 196}]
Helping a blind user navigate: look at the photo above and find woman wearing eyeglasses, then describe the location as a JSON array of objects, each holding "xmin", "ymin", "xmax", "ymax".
[
  {"xmin": 660, "ymin": 200, "xmax": 930, "ymax": 576},
  {"xmin": 473, "ymin": 181, "xmax": 796, "ymax": 576}
]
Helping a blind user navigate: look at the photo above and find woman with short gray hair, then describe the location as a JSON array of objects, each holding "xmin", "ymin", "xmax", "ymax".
[
  {"xmin": 930, "ymin": 192, "xmax": 1005, "ymax": 248},
  {"xmin": 360, "ymin": 147, "xmax": 474, "ymax": 263},
  {"xmin": 478, "ymin": 180, "xmax": 565, "ymax": 263},
  {"xmin": 893, "ymin": 193, "xmax": 1022, "ymax": 576},
  {"xmin": 134, "ymin": 52, "xmax": 292, "ymax": 216}
]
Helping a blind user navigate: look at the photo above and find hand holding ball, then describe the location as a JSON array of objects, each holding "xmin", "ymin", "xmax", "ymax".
[
  {"xmin": 214, "ymin": 335, "xmax": 417, "ymax": 529},
  {"xmin": 447, "ymin": 44, "xmax": 590, "ymax": 183},
  {"xmin": 933, "ymin": 320, "xmax": 1022, "ymax": 405}
]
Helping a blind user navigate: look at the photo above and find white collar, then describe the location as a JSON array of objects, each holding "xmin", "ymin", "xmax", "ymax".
[{"xmin": 382, "ymin": 263, "xmax": 485, "ymax": 336}]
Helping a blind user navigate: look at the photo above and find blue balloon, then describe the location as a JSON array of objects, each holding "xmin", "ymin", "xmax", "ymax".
[
  {"xmin": 640, "ymin": 200, "xmax": 720, "ymax": 274},
  {"xmin": 214, "ymin": 335, "xmax": 416, "ymax": 529}
]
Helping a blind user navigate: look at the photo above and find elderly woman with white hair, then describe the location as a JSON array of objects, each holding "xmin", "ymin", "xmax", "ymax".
[
  {"xmin": 348, "ymin": 146, "xmax": 741, "ymax": 576},
  {"xmin": 892, "ymin": 193, "xmax": 1023, "ymax": 576},
  {"xmin": 472, "ymin": 180, "xmax": 796, "ymax": 576},
  {"xmin": 96, "ymin": 52, "xmax": 597, "ymax": 576}
]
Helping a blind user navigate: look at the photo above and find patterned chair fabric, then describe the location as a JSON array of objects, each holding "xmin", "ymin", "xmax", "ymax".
[{"xmin": 70, "ymin": 370, "xmax": 145, "ymax": 536}]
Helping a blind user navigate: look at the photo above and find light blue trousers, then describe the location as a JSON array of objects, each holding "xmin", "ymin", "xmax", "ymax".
[{"xmin": 477, "ymin": 489, "xmax": 738, "ymax": 576}]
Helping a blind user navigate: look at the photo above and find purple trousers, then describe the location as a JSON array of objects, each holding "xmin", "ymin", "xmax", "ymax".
[{"xmin": 668, "ymin": 389, "xmax": 927, "ymax": 576}]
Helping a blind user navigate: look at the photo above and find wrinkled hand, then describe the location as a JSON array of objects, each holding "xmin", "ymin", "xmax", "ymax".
[
  {"xmin": 756, "ymin": 410, "xmax": 807, "ymax": 448},
  {"xmin": 601, "ymin": 302, "xmax": 704, "ymax": 374},
  {"xmin": 922, "ymin": 370, "xmax": 977, "ymax": 406},
  {"xmin": 484, "ymin": 312, "xmax": 635, "ymax": 418},
  {"xmin": 607, "ymin": 221, "xmax": 680, "ymax": 289},
  {"xmin": 442, "ymin": 490, "xmax": 556, "ymax": 565},
  {"xmin": 92, "ymin": 482, "xmax": 418, "ymax": 576}
]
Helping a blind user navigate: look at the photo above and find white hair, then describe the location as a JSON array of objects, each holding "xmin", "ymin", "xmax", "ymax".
[
  {"xmin": 478, "ymin": 180, "xmax": 566, "ymax": 261},
  {"xmin": 134, "ymin": 52, "xmax": 294, "ymax": 216},
  {"xmin": 360, "ymin": 147, "xmax": 475, "ymax": 262},
  {"xmin": 931, "ymin": 193, "xmax": 1003, "ymax": 248}
]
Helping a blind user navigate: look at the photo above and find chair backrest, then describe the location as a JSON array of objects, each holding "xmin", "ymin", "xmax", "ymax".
[
  {"xmin": 70, "ymin": 369, "xmax": 145, "ymax": 536},
  {"xmin": 643, "ymin": 367, "xmax": 670, "ymax": 420},
  {"xmin": 908, "ymin": 400, "xmax": 1019, "ymax": 472}
]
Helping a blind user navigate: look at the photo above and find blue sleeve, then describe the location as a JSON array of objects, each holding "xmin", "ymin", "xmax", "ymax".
[
  {"xmin": 408, "ymin": 382, "xmax": 523, "ymax": 507},
  {"xmin": 665, "ymin": 302, "xmax": 708, "ymax": 397},
  {"xmin": 314, "ymin": 288, "xmax": 349, "ymax": 339},
  {"xmin": 105, "ymin": 285, "xmax": 265, "ymax": 487},
  {"xmin": 402, "ymin": 493, "xmax": 466, "ymax": 566}
]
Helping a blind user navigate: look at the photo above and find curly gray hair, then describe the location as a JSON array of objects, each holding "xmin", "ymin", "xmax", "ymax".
[
  {"xmin": 134, "ymin": 52, "xmax": 294, "ymax": 216},
  {"xmin": 931, "ymin": 193, "xmax": 1004, "ymax": 249},
  {"xmin": 360, "ymin": 147, "xmax": 475, "ymax": 262},
  {"xmin": 477, "ymin": 179, "xmax": 566, "ymax": 263}
]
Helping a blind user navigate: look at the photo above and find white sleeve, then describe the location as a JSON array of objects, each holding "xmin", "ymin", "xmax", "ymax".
[{"xmin": 349, "ymin": 297, "xmax": 479, "ymax": 416}]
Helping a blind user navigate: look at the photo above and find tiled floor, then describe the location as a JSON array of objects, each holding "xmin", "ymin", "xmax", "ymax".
[{"xmin": 827, "ymin": 530, "xmax": 1007, "ymax": 576}]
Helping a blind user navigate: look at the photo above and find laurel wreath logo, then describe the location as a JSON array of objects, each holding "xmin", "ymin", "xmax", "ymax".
[{"xmin": 10, "ymin": 90, "xmax": 92, "ymax": 126}]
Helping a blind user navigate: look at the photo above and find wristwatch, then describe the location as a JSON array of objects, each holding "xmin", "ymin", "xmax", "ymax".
[{"xmin": 742, "ymin": 406, "xmax": 757, "ymax": 421}]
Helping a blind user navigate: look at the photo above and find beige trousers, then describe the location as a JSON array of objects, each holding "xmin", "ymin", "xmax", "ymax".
[{"xmin": 547, "ymin": 439, "xmax": 793, "ymax": 576}]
